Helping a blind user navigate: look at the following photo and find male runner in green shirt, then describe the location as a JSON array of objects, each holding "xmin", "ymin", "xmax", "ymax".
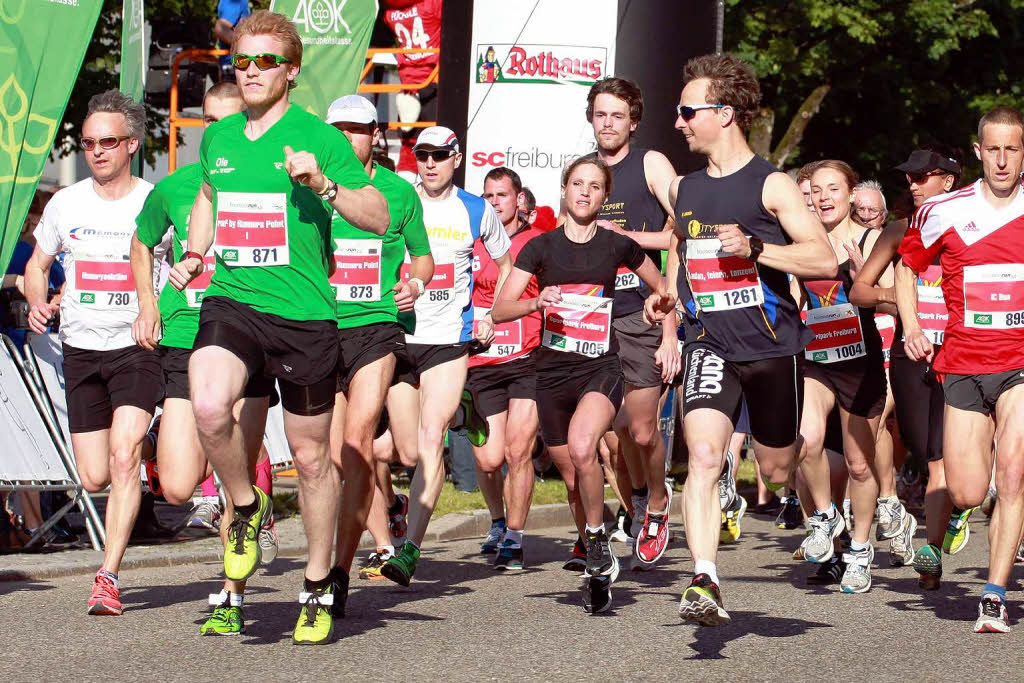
[
  {"xmin": 168, "ymin": 10, "xmax": 389, "ymax": 645},
  {"xmin": 321, "ymin": 95, "xmax": 434, "ymax": 612}
]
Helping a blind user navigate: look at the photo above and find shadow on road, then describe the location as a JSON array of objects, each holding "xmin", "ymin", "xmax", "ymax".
[{"xmin": 670, "ymin": 610, "xmax": 832, "ymax": 659}]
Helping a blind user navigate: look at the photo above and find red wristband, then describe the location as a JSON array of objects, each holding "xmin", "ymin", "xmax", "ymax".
[{"xmin": 182, "ymin": 251, "xmax": 204, "ymax": 263}]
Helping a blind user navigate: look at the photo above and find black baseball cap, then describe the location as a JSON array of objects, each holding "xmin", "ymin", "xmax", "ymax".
[{"xmin": 895, "ymin": 150, "xmax": 962, "ymax": 176}]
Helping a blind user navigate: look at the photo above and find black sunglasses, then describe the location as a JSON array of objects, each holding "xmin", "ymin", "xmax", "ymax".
[
  {"xmin": 232, "ymin": 52, "xmax": 292, "ymax": 71},
  {"xmin": 415, "ymin": 149, "xmax": 455, "ymax": 162},
  {"xmin": 81, "ymin": 136, "xmax": 130, "ymax": 151},
  {"xmin": 906, "ymin": 170, "xmax": 947, "ymax": 184},
  {"xmin": 676, "ymin": 104, "xmax": 727, "ymax": 121}
]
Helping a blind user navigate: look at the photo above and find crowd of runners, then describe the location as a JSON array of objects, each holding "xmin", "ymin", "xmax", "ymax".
[{"xmin": 19, "ymin": 9, "xmax": 1024, "ymax": 642}]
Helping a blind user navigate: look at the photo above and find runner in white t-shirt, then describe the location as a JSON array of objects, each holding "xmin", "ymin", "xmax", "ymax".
[
  {"xmin": 25, "ymin": 91, "xmax": 163, "ymax": 617},
  {"xmin": 380, "ymin": 126, "xmax": 512, "ymax": 586}
]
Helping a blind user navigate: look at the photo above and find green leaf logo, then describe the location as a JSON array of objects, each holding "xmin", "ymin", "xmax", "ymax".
[
  {"xmin": 698, "ymin": 295, "xmax": 714, "ymax": 308},
  {"xmin": 812, "ymin": 351, "xmax": 828, "ymax": 362},
  {"xmin": 974, "ymin": 314, "xmax": 992, "ymax": 325},
  {"xmin": 80, "ymin": 293, "xmax": 95, "ymax": 304},
  {"xmin": 222, "ymin": 249, "xmax": 238, "ymax": 262}
]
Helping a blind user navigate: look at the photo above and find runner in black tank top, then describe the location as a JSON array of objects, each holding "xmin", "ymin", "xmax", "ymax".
[
  {"xmin": 651, "ymin": 54, "xmax": 838, "ymax": 628},
  {"xmin": 585, "ymin": 78, "xmax": 680, "ymax": 568},
  {"xmin": 795, "ymin": 161, "xmax": 896, "ymax": 595},
  {"xmin": 848, "ymin": 145, "xmax": 971, "ymax": 591}
]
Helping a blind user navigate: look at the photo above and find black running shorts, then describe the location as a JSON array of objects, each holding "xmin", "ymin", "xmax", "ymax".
[
  {"xmin": 681, "ymin": 346, "xmax": 803, "ymax": 449},
  {"xmin": 889, "ymin": 353, "xmax": 944, "ymax": 463},
  {"xmin": 194, "ymin": 296, "xmax": 338, "ymax": 416},
  {"xmin": 941, "ymin": 367, "xmax": 1024, "ymax": 415},
  {"xmin": 466, "ymin": 355, "xmax": 536, "ymax": 418},
  {"xmin": 62, "ymin": 343, "xmax": 163, "ymax": 433},
  {"xmin": 335, "ymin": 322, "xmax": 406, "ymax": 395},
  {"xmin": 160, "ymin": 345, "xmax": 279, "ymax": 406},
  {"xmin": 393, "ymin": 342, "xmax": 469, "ymax": 387},
  {"xmin": 537, "ymin": 354, "xmax": 623, "ymax": 447},
  {"xmin": 804, "ymin": 356, "xmax": 887, "ymax": 419}
]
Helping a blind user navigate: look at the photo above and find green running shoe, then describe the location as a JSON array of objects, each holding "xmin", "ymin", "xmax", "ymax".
[
  {"xmin": 913, "ymin": 543, "xmax": 942, "ymax": 590},
  {"xmin": 459, "ymin": 390, "xmax": 489, "ymax": 447},
  {"xmin": 199, "ymin": 604, "xmax": 244, "ymax": 636},
  {"xmin": 224, "ymin": 486, "xmax": 272, "ymax": 581},
  {"xmin": 943, "ymin": 506, "xmax": 976, "ymax": 555},
  {"xmin": 292, "ymin": 585, "xmax": 335, "ymax": 645},
  {"xmin": 381, "ymin": 541, "xmax": 420, "ymax": 587}
]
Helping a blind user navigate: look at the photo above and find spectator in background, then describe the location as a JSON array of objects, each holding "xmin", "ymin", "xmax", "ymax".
[
  {"xmin": 853, "ymin": 179, "xmax": 888, "ymax": 229},
  {"xmin": 215, "ymin": 0, "xmax": 251, "ymax": 80},
  {"xmin": 520, "ymin": 186, "xmax": 538, "ymax": 226},
  {"xmin": 797, "ymin": 161, "xmax": 821, "ymax": 213},
  {"xmin": 382, "ymin": 0, "xmax": 443, "ymax": 178}
]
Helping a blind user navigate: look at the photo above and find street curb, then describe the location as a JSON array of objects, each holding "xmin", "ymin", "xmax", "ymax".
[{"xmin": 0, "ymin": 494, "xmax": 685, "ymax": 583}]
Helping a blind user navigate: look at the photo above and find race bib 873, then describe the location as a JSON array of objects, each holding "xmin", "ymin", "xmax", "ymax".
[{"xmin": 331, "ymin": 239, "xmax": 381, "ymax": 302}]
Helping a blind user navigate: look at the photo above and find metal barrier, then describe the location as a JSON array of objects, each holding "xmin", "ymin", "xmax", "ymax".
[
  {"xmin": 0, "ymin": 336, "xmax": 102, "ymax": 550},
  {"xmin": 166, "ymin": 47, "xmax": 440, "ymax": 172}
]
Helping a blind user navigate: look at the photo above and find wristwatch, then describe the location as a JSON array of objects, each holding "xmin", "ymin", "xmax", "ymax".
[
  {"xmin": 318, "ymin": 179, "xmax": 338, "ymax": 202},
  {"xmin": 748, "ymin": 236, "xmax": 764, "ymax": 262}
]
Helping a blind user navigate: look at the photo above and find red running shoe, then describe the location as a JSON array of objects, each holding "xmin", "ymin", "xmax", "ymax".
[
  {"xmin": 635, "ymin": 510, "xmax": 670, "ymax": 565},
  {"xmin": 88, "ymin": 574, "xmax": 123, "ymax": 616}
]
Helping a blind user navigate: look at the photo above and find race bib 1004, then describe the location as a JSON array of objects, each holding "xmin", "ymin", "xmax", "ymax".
[
  {"xmin": 804, "ymin": 303, "xmax": 866, "ymax": 363},
  {"xmin": 331, "ymin": 239, "xmax": 381, "ymax": 302},
  {"xmin": 963, "ymin": 264, "xmax": 1024, "ymax": 329},
  {"xmin": 685, "ymin": 238, "xmax": 763, "ymax": 311},
  {"xmin": 473, "ymin": 306, "xmax": 523, "ymax": 358},
  {"xmin": 214, "ymin": 192, "xmax": 289, "ymax": 267},
  {"xmin": 542, "ymin": 290, "xmax": 613, "ymax": 358}
]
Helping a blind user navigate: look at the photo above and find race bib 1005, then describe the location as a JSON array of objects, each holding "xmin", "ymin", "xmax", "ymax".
[
  {"xmin": 963, "ymin": 264, "xmax": 1024, "ymax": 329},
  {"xmin": 214, "ymin": 192, "xmax": 289, "ymax": 267},
  {"xmin": 804, "ymin": 303, "xmax": 866, "ymax": 363},
  {"xmin": 542, "ymin": 290, "xmax": 613, "ymax": 358},
  {"xmin": 331, "ymin": 239, "xmax": 381, "ymax": 302},
  {"xmin": 685, "ymin": 238, "xmax": 763, "ymax": 311}
]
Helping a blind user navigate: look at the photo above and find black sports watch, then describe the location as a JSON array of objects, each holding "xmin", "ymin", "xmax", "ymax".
[{"xmin": 748, "ymin": 236, "xmax": 764, "ymax": 262}]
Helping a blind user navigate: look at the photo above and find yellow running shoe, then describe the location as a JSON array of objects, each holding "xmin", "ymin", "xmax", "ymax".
[
  {"xmin": 292, "ymin": 586, "xmax": 335, "ymax": 645},
  {"xmin": 720, "ymin": 495, "xmax": 748, "ymax": 544},
  {"xmin": 943, "ymin": 506, "xmax": 977, "ymax": 555},
  {"xmin": 224, "ymin": 486, "xmax": 272, "ymax": 581},
  {"xmin": 358, "ymin": 549, "xmax": 392, "ymax": 581}
]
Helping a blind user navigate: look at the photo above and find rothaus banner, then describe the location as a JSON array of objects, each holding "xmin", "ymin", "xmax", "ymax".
[
  {"xmin": 270, "ymin": 0, "xmax": 378, "ymax": 118},
  {"xmin": 463, "ymin": 0, "xmax": 617, "ymax": 210},
  {"xmin": 0, "ymin": 0, "xmax": 103, "ymax": 274}
]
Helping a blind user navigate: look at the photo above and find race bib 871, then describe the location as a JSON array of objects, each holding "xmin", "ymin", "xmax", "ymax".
[{"xmin": 214, "ymin": 192, "xmax": 289, "ymax": 267}]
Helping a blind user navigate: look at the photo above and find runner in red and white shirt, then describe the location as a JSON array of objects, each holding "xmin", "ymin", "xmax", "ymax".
[
  {"xmin": 24, "ymin": 90, "xmax": 161, "ymax": 616},
  {"xmin": 467, "ymin": 167, "xmax": 544, "ymax": 570},
  {"xmin": 896, "ymin": 106, "xmax": 1024, "ymax": 634}
]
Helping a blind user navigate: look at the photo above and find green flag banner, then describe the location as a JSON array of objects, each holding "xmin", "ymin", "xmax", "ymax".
[
  {"xmin": 119, "ymin": 0, "xmax": 145, "ymax": 101},
  {"xmin": 269, "ymin": 0, "xmax": 378, "ymax": 118},
  {"xmin": 120, "ymin": 0, "xmax": 145, "ymax": 176},
  {"xmin": 0, "ymin": 0, "xmax": 103, "ymax": 275}
]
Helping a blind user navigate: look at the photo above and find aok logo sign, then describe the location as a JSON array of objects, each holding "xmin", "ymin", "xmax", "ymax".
[{"xmin": 290, "ymin": 0, "xmax": 352, "ymax": 34}]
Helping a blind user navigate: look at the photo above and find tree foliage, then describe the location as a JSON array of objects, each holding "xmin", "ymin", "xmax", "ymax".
[
  {"xmin": 60, "ymin": 0, "xmax": 268, "ymax": 164},
  {"xmin": 726, "ymin": 0, "xmax": 1024, "ymax": 189}
]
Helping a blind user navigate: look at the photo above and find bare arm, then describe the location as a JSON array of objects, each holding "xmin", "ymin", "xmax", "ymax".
[
  {"xmin": 491, "ymin": 268, "xmax": 538, "ymax": 323},
  {"xmin": 393, "ymin": 252, "xmax": 435, "ymax": 313},
  {"xmin": 24, "ymin": 246, "xmax": 58, "ymax": 333},
  {"xmin": 758, "ymin": 172, "xmax": 838, "ymax": 279},
  {"xmin": 846, "ymin": 228, "xmax": 897, "ymax": 316},
  {"xmin": 169, "ymin": 183, "xmax": 214, "ymax": 291},
  {"xmin": 849, "ymin": 219, "xmax": 906, "ymax": 312},
  {"xmin": 645, "ymin": 151, "xmax": 678, "ymax": 217},
  {"xmin": 2, "ymin": 273, "xmax": 24, "ymax": 294},
  {"xmin": 492, "ymin": 251, "xmax": 513, "ymax": 300},
  {"xmin": 645, "ymin": 226, "xmax": 683, "ymax": 324},
  {"xmin": 130, "ymin": 234, "xmax": 161, "ymax": 349},
  {"xmin": 330, "ymin": 184, "xmax": 390, "ymax": 236},
  {"xmin": 895, "ymin": 260, "xmax": 933, "ymax": 362},
  {"xmin": 214, "ymin": 18, "xmax": 235, "ymax": 45}
]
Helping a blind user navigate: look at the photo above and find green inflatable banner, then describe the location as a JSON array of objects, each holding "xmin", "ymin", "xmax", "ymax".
[
  {"xmin": 269, "ymin": 0, "xmax": 378, "ymax": 118},
  {"xmin": 0, "ymin": 0, "xmax": 103, "ymax": 275}
]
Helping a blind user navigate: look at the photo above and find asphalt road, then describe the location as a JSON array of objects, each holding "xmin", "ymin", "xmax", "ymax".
[{"xmin": 1, "ymin": 509, "xmax": 1019, "ymax": 682}]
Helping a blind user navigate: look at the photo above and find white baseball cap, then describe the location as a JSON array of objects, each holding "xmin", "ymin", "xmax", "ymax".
[
  {"xmin": 413, "ymin": 126, "xmax": 460, "ymax": 153},
  {"xmin": 326, "ymin": 95, "xmax": 378, "ymax": 125}
]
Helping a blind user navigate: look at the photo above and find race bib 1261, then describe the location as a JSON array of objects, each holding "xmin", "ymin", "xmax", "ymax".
[{"xmin": 685, "ymin": 238, "xmax": 763, "ymax": 311}]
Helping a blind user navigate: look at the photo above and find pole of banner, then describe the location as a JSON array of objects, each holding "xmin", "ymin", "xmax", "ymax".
[{"xmin": 716, "ymin": 0, "xmax": 725, "ymax": 54}]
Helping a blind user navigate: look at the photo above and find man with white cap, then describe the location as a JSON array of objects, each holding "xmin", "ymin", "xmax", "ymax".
[
  {"xmin": 380, "ymin": 125, "xmax": 514, "ymax": 586},
  {"xmin": 320, "ymin": 95, "xmax": 435, "ymax": 610}
]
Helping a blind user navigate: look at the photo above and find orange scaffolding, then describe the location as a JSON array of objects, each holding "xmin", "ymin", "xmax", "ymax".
[{"xmin": 167, "ymin": 47, "xmax": 439, "ymax": 172}]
